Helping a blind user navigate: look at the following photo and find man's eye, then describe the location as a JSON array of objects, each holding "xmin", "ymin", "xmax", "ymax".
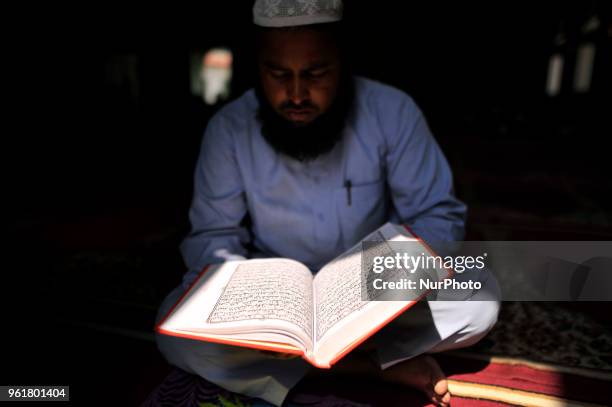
[
  {"xmin": 270, "ymin": 70, "xmax": 289, "ymax": 79},
  {"xmin": 307, "ymin": 70, "xmax": 329, "ymax": 78}
]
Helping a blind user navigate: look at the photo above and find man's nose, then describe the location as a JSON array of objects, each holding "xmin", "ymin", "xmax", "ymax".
[{"xmin": 287, "ymin": 78, "xmax": 308, "ymax": 106}]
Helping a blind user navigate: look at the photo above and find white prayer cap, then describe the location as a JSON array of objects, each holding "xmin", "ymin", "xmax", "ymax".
[{"xmin": 253, "ymin": 0, "xmax": 343, "ymax": 28}]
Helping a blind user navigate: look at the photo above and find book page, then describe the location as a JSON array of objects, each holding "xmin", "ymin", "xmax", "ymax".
[
  {"xmin": 207, "ymin": 259, "xmax": 314, "ymax": 339},
  {"xmin": 310, "ymin": 223, "xmax": 423, "ymax": 367},
  {"xmin": 313, "ymin": 243, "xmax": 368, "ymax": 342}
]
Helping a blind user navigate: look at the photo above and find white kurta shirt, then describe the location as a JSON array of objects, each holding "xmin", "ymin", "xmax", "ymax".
[{"xmin": 180, "ymin": 76, "xmax": 466, "ymax": 288}]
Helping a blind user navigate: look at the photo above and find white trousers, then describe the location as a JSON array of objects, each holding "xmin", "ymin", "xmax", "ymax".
[{"xmin": 155, "ymin": 268, "xmax": 501, "ymax": 406}]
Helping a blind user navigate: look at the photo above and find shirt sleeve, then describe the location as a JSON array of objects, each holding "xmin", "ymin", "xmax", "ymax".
[
  {"xmin": 179, "ymin": 113, "xmax": 250, "ymax": 288},
  {"xmin": 383, "ymin": 95, "xmax": 467, "ymax": 244}
]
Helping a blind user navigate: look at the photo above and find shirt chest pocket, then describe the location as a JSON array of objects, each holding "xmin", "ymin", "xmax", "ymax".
[{"xmin": 334, "ymin": 179, "xmax": 388, "ymax": 248}]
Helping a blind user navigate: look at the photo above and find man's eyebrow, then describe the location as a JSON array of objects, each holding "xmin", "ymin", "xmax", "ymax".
[
  {"xmin": 304, "ymin": 61, "xmax": 332, "ymax": 71},
  {"xmin": 262, "ymin": 61, "xmax": 287, "ymax": 70}
]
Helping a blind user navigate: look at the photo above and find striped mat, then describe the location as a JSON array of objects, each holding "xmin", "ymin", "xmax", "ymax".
[
  {"xmin": 141, "ymin": 353, "xmax": 612, "ymax": 406},
  {"xmin": 438, "ymin": 352, "xmax": 612, "ymax": 407}
]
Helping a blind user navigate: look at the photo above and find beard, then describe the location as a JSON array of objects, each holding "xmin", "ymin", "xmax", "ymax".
[{"xmin": 255, "ymin": 76, "xmax": 355, "ymax": 162}]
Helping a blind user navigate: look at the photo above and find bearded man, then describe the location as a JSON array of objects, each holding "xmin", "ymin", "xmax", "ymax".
[{"xmin": 156, "ymin": 1, "xmax": 500, "ymax": 406}]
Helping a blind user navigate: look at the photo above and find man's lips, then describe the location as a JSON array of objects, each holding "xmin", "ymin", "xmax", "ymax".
[
  {"xmin": 285, "ymin": 108, "xmax": 314, "ymax": 114},
  {"xmin": 284, "ymin": 108, "xmax": 315, "ymax": 121}
]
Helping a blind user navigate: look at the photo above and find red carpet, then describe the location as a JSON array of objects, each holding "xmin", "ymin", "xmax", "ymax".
[
  {"xmin": 142, "ymin": 352, "xmax": 612, "ymax": 406},
  {"xmin": 437, "ymin": 353, "xmax": 612, "ymax": 407}
]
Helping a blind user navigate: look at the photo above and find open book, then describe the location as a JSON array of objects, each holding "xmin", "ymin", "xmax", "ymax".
[{"xmin": 156, "ymin": 223, "xmax": 451, "ymax": 368}]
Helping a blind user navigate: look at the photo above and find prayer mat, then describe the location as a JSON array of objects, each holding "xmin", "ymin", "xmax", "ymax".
[{"xmin": 141, "ymin": 353, "xmax": 612, "ymax": 407}]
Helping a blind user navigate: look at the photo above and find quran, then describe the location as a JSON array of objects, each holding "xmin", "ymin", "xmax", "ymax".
[{"xmin": 156, "ymin": 223, "xmax": 450, "ymax": 368}]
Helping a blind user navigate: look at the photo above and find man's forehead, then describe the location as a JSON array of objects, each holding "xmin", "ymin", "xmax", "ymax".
[
  {"xmin": 257, "ymin": 28, "xmax": 339, "ymax": 60},
  {"xmin": 262, "ymin": 59, "xmax": 334, "ymax": 71}
]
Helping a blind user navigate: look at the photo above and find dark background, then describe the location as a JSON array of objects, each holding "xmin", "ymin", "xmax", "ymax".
[{"xmin": 5, "ymin": 1, "xmax": 611, "ymax": 405}]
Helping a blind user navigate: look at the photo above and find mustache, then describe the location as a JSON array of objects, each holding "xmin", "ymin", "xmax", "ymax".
[{"xmin": 279, "ymin": 100, "xmax": 317, "ymax": 110}]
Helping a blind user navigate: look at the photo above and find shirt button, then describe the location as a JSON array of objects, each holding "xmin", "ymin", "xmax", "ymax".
[
  {"xmin": 317, "ymin": 213, "xmax": 324, "ymax": 221},
  {"xmin": 313, "ymin": 176, "xmax": 320, "ymax": 183}
]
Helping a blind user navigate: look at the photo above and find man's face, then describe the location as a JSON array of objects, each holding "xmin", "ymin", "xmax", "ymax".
[{"xmin": 257, "ymin": 27, "xmax": 341, "ymax": 126}]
